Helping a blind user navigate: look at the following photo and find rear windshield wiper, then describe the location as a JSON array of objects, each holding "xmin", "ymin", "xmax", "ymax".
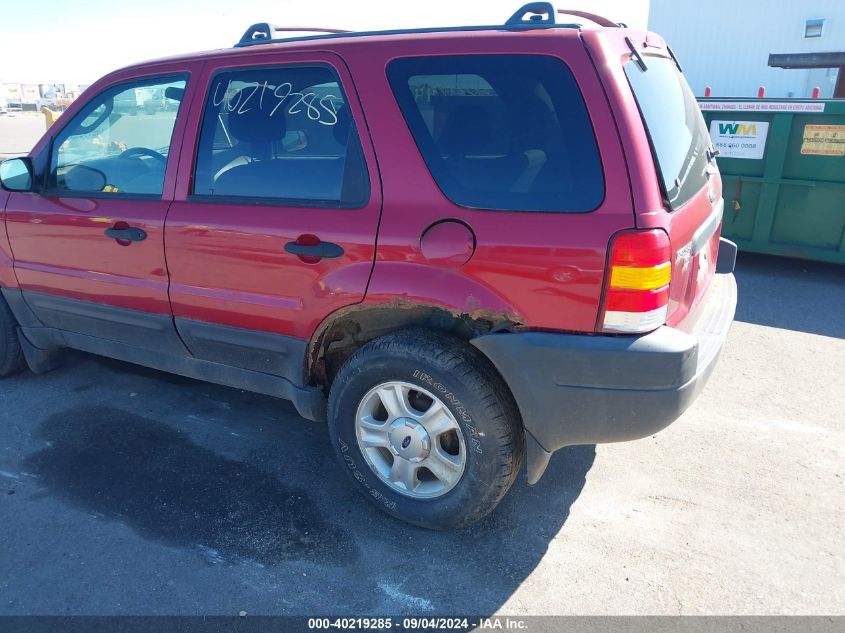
[
  {"xmin": 625, "ymin": 37, "xmax": 648, "ymax": 71},
  {"xmin": 667, "ymin": 46, "xmax": 683, "ymax": 72}
]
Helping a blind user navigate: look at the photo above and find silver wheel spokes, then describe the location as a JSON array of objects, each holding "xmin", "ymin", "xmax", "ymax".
[{"xmin": 355, "ymin": 381, "xmax": 466, "ymax": 499}]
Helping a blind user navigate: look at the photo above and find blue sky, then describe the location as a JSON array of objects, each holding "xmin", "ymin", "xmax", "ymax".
[{"xmin": 0, "ymin": 0, "xmax": 650, "ymax": 84}]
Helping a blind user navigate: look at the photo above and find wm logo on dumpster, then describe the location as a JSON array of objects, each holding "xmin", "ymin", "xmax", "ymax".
[{"xmin": 718, "ymin": 122, "xmax": 757, "ymax": 136}]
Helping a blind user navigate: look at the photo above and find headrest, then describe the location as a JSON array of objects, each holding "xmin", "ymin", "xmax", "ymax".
[
  {"xmin": 518, "ymin": 96, "xmax": 554, "ymax": 126},
  {"xmin": 226, "ymin": 102, "xmax": 287, "ymax": 144},
  {"xmin": 509, "ymin": 97, "xmax": 555, "ymax": 149},
  {"xmin": 437, "ymin": 104, "xmax": 493, "ymax": 156},
  {"xmin": 164, "ymin": 86, "xmax": 184, "ymax": 102}
]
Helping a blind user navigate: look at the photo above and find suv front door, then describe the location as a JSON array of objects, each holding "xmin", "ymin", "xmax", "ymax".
[
  {"xmin": 165, "ymin": 52, "xmax": 381, "ymax": 384},
  {"xmin": 5, "ymin": 67, "xmax": 195, "ymax": 352}
]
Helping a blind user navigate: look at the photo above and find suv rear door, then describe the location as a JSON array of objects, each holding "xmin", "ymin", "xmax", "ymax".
[
  {"xmin": 349, "ymin": 33, "xmax": 636, "ymax": 333},
  {"xmin": 165, "ymin": 51, "xmax": 381, "ymax": 382}
]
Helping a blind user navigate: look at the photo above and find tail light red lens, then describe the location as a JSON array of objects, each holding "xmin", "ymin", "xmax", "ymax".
[{"xmin": 600, "ymin": 229, "xmax": 672, "ymax": 334}]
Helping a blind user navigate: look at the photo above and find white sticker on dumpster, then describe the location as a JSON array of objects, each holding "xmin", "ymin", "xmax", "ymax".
[
  {"xmin": 699, "ymin": 101, "xmax": 825, "ymax": 113},
  {"xmin": 708, "ymin": 120, "xmax": 769, "ymax": 159}
]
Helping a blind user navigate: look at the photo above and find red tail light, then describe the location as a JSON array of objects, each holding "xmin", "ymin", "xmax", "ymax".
[{"xmin": 599, "ymin": 229, "xmax": 672, "ymax": 333}]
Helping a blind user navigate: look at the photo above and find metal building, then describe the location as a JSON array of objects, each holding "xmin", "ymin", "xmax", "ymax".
[{"xmin": 649, "ymin": 0, "xmax": 844, "ymax": 98}]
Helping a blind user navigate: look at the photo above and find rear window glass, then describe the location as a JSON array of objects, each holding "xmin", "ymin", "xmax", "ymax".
[
  {"xmin": 624, "ymin": 56, "xmax": 710, "ymax": 210},
  {"xmin": 387, "ymin": 55, "xmax": 604, "ymax": 213}
]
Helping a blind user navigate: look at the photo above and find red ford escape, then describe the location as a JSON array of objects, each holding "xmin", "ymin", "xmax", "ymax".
[{"xmin": 0, "ymin": 3, "xmax": 737, "ymax": 528}]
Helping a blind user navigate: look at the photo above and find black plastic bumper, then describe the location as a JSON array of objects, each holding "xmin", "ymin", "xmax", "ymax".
[{"xmin": 471, "ymin": 272, "xmax": 737, "ymax": 484}]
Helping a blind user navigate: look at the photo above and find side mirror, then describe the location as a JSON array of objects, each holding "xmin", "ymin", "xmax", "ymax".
[{"xmin": 0, "ymin": 158, "xmax": 34, "ymax": 192}]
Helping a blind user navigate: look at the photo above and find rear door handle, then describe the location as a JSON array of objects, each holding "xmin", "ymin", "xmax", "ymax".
[
  {"xmin": 104, "ymin": 226, "xmax": 147, "ymax": 242},
  {"xmin": 284, "ymin": 241, "xmax": 344, "ymax": 259}
]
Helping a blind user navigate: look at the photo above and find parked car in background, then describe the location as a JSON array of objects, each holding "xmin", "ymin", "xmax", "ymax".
[{"xmin": 0, "ymin": 2, "xmax": 737, "ymax": 529}]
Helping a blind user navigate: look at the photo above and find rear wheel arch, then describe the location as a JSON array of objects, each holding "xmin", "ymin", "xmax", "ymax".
[{"xmin": 306, "ymin": 301, "xmax": 521, "ymax": 393}]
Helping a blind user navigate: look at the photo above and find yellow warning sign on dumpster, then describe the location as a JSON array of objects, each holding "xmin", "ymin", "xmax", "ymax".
[{"xmin": 800, "ymin": 124, "xmax": 845, "ymax": 156}]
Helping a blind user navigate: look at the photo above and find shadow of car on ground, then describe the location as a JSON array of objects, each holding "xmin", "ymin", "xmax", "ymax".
[
  {"xmin": 733, "ymin": 252, "xmax": 845, "ymax": 339},
  {"xmin": 20, "ymin": 354, "xmax": 595, "ymax": 614}
]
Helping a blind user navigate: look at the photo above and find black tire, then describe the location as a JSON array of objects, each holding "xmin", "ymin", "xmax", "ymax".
[
  {"xmin": 327, "ymin": 329, "xmax": 523, "ymax": 529},
  {"xmin": 0, "ymin": 294, "xmax": 25, "ymax": 377}
]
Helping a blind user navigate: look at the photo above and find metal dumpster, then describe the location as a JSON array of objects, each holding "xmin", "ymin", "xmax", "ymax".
[{"xmin": 699, "ymin": 98, "xmax": 845, "ymax": 264}]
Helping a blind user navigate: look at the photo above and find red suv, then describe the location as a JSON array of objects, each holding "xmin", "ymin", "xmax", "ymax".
[{"xmin": 0, "ymin": 3, "xmax": 737, "ymax": 528}]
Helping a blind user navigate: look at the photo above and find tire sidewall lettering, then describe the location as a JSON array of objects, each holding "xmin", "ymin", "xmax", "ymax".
[
  {"xmin": 412, "ymin": 369, "xmax": 482, "ymax": 454},
  {"xmin": 338, "ymin": 438, "xmax": 398, "ymax": 511}
]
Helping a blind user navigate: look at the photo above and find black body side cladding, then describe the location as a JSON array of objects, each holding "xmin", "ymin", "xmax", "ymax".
[
  {"xmin": 2, "ymin": 288, "xmax": 43, "ymax": 328},
  {"xmin": 472, "ymin": 273, "xmax": 737, "ymax": 484},
  {"xmin": 16, "ymin": 328, "xmax": 65, "ymax": 373},
  {"xmin": 717, "ymin": 237, "xmax": 737, "ymax": 274},
  {"xmin": 59, "ymin": 330, "xmax": 326, "ymax": 422},
  {"xmin": 175, "ymin": 317, "xmax": 307, "ymax": 381},
  {"xmin": 20, "ymin": 291, "xmax": 189, "ymax": 354},
  {"xmin": 524, "ymin": 430, "xmax": 552, "ymax": 485},
  {"xmin": 0, "ymin": 287, "xmax": 326, "ymax": 422}
]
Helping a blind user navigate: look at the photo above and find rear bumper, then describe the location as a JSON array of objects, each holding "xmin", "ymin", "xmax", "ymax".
[{"xmin": 471, "ymin": 272, "xmax": 737, "ymax": 483}]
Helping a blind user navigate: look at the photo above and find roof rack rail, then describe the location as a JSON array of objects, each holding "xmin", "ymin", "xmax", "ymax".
[
  {"xmin": 234, "ymin": 3, "xmax": 620, "ymax": 48},
  {"xmin": 556, "ymin": 8, "xmax": 621, "ymax": 28},
  {"xmin": 238, "ymin": 23, "xmax": 350, "ymax": 46}
]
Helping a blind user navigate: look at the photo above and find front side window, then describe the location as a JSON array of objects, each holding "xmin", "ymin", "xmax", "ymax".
[
  {"xmin": 388, "ymin": 55, "xmax": 605, "ymax": 213},
  {"xmin": 51, "ymin": 76, "xmax": 187, "ymax": 195},
  {"xmin": 192, "ymin": 65, "xmax": 369, "ymax": 207}
]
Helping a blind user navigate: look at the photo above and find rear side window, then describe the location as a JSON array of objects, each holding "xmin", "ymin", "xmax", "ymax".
[
  {"xmin": 388, "ymin": 55, "xmax": 604, "ymax": 213},
  {"xmin": 624, "ymin": 56, "xmax": 710, "ymax": 210},
  {"xmin": 193, "ymin": 65, "xmax": 369, "ymax": 207}
]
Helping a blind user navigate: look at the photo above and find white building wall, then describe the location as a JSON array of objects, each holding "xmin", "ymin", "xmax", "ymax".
[{"xmin": 648, "ymin": 0, "xmax": 844, "ymax": 98}]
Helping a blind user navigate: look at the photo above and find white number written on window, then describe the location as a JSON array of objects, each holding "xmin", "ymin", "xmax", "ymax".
[{"xmin": 212, "ymin": 80, "xmax": 341, "ymax": 126}]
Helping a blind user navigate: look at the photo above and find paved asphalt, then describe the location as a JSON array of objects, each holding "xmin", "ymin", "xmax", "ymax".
[
  {"xmin": 0, "ymin": 114, "xmax": 45, "ymax": 159},
  {"xmin": 0, "ymin": 254, "xmax": 842, "ymax": 616}
]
